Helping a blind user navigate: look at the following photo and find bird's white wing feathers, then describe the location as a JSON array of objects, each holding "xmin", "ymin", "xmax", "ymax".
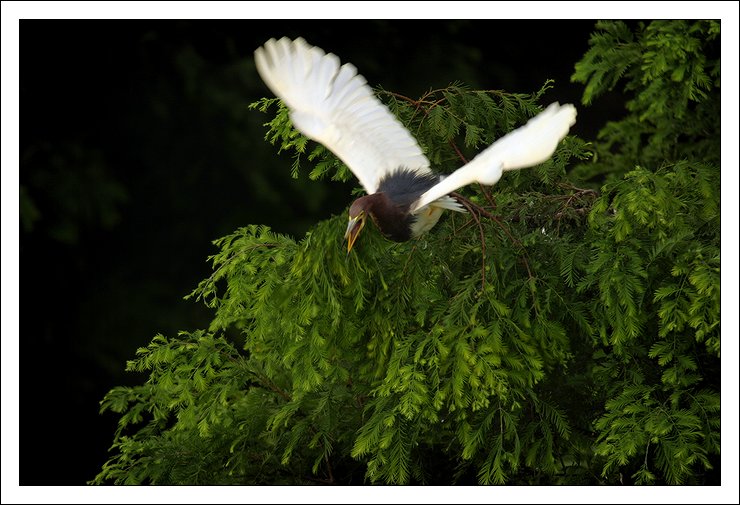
[
  {"xmin": 255, "ymin": 37, "xmax": 431, "ymax": 194},
  {"xmin": 412, "ymin": 102, "xmax": 577, "ymax": 212}
]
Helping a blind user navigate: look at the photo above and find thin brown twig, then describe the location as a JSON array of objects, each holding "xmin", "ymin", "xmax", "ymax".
[
  {"xmin": 553, "ymin": 207, "xmax": 589, "ymax": 220},
  {"xmin": 450, "ymin": 192, "xmax": 497, "ymax": 221},
  {"xmin": 401, "ymin": 243, "xmax": 418, "ymax": 278},
  {"xmin": 448, "ymin": 139, "xmax": 499, "ymax": 209},
  {"xmin": 478, "ymin": 183, "xmax": 497, "ymax": 209},
  {"xmin": 381, "ymin": 90, "xmax": 421, "ymax": 105},
  {"xmin": 382, "ymin": 90, "xmax": 427, "ymax": 125},
  {"xmin": 451, "ymin": 192, "xmax": 534, "ymax": 282},
  {"xmin": 449, "ymin": 140, "xmax": 469, "ymax": 164},
  {"xmin": 454, "ymin": 218, "xmax": 477, "ymax": 236},
  {"xmin": 450, "ymin": 140, "xmax": 500, "ymax": 208},
  {"xmin": 325, "ymin": 452, "xmax": 335, "ymax": 484},
  {"xmin": 305, "ymin": 476, "xmax": 334, "ymax": 485},
  {"xmin": 250, "ymin": 369, "xmax": 291, "ymax": 402}
]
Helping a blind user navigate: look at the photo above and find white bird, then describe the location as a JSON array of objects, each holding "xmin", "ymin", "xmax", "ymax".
[{"xmin": 254, "ymin": 37, "xmax": 577, "ymax": 252}]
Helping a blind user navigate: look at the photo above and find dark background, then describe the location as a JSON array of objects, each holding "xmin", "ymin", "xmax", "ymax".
[{"xmin": 19, "ymin": 19, "xmax": 620, "ymax": 485}]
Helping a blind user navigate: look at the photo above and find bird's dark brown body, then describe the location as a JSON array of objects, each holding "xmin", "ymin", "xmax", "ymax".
[
  {"xmin": 349, "ymin": 169, "xmax": 442, "ymax": 242},
  {"xmin": 350, "ymin": 193, "xmax": 412, "ymax": 242}
]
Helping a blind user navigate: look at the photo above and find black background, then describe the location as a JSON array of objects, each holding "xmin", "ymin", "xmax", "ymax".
[{"xmin": 18, "ymin": 19, "xmax": 621, "ymax": 485}]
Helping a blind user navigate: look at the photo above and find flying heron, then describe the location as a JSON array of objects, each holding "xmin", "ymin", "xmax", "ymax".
[{"xmin": 254, "ymin": 37, "xmax": 577, "ymax": 252}]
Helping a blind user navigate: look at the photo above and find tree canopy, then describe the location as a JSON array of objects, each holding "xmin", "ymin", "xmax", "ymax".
[{"xmin": 93, "ymin": 20, "xmax": 720, "ymax": 486}]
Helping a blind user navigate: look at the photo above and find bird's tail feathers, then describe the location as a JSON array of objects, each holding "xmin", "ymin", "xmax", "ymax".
[
  {"xmin": 429, "ymin": 195, "xmax": 467, "ymax": 213},
  {"xmin": 411, "ymin": 166, "xmax": 478, "ymax": 213}
]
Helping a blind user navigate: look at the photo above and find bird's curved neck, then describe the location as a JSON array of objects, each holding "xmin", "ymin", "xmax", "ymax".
[
  {"xmin": 356, "ymin": 193, "xmax": 389, "ymax": 213},
  {"xmin": 355, "ymin": 193, "xmax": 413, "ymax": 242}
]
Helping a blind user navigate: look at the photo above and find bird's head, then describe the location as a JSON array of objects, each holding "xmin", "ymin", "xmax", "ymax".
[{"xmin": 345, "ymin": 198, "xmax": 370, "ymax": 253}]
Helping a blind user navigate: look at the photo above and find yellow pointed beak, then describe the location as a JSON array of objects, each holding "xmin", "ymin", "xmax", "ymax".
[{"xmin": 344, "ymin": 216, "xmax": 365, "ymax": 253}]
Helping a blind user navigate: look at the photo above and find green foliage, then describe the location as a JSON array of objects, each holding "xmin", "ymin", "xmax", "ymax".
[
  {"xmin": 572, "ymin": 20, "xmax": 720, "ymax": 182},
  {"xmin": 94, "ymin": 21, "xmax": 720, "ymax": 485},
  {"xmin": 570, "ymin": 20, "xmax": 721, "ymax": 485}
]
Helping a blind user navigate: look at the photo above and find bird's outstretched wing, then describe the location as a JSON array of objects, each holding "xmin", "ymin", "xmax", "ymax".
[
  {"xmin": 255, "ymin": 37, "xmax": 432, "ymax": 194},
  {"xmin": 411, "ymin": 102, "xmax": 577, "ymax": 212}
]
